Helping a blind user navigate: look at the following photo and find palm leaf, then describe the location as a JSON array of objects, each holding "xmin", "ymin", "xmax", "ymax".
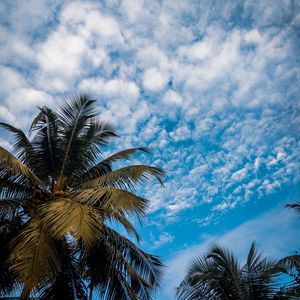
[
  {"xmin": 30, "ymin": 107, "xmax": 62, "ymax": 183},
  {"xmin": 0, "ymin": 177, "xmax": 33, "ymax": 199},
  {"xmin": 277, "ymin": 254, "xmax": 300, "ymax": 274},
  {"xmin": 0, "ymin": 122, "xmax": 35, "ymax": 167},
  {"xmin": 243, "ymin": 243, "xmax": 279, "ymax": 299},
  {"xmin": 84, "ymin": 227, "xmax": 164, "ymax": 300},
  {"xmin": 81, "ymin": 165, "xmax": 164, "ymax": 189},
  {"xmin": 0, "ymin": 217, "xmax": 23, "ymax": 296},
  {"xmin": 40, "ymin": 198, "xmax": 104, "ymax": 250},
  {"xmin": 77, "ymin": 147, "xmax": 150, "ymax": 183},
  {"xmin": 9, "ymin": 219, "xmax": 61, "ymax": 299},
  {"xmin": 208, "ymin": 245, "xmax": 246, "ymax": 299},
  {"xmin": 0, "ymin": 198, "xmax": 29, "ymax": 219},
  {"xmin": 38, "ymin": 241, "xmax": 88, "ymax": 300},
  {"xmin": 66, "ymin": 120, "xmax": 117, "ymax": 182},
  {"xmin": 0, "ymin": 146, "xmax": 42, "ymax": 185},
  {"xmin": 105, "ymin": 210, "xmax": 141, "ymax": 241},
  {"xmin": 57, "ymin": 94, "xmax": 99, "ymax": 187},
  {"xmin": 69, "ymin": 187, "xmax": 148, "ymax": 216}
]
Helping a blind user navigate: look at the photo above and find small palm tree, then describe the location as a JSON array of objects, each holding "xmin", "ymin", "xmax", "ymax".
[
  {"xmin": 0, "ymin": 94, "xmax": 164, "ymax": 299},
  {"xmin": 177, "ymin": 242, "xmax": 279, "ymax": 300}
]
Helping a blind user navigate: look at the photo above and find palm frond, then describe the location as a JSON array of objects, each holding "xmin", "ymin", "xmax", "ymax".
[
  {"xmin": 70, "ymin": 187, "xmax": 149, "ymax": 216},
  {"xmin": 105, "ymin": 210, "xmax": 141, "ymax": 241},
  {"xmin": 180, "ymin": 253, "xmax": 224, "ymax": 300},
  {"xmin": 0, "ymin": 198, "xmax": 29, "ymax": 219},
  {"xmin": 0, "ymin": 216, "xmax": 23, "ymax": 296},
  {"xmin": 0, "ymin": 122, "xmax": 35, "ymax": 166},
  {"xmin": 38, "ymin": 241, "xmax": 88, "ymax": 300},
  {"xmin": 30, "ymin": 107, "xmax": 62, "ymax": 183},
  {"xmin": 243, "ymin": 243, "xmax": 279, "ymax": 299},
  {"xmin": 81, "ymin": 165, "xmax": 165, "ymax": 189},
  {"xmin": 9, "ymin": 219, "xmax": 61, "ymax": 298},
  {"xmin": 0, "ymin": 146, "xmax": 42, "ymax": 185},
  {"xmin": 77, "ymin": 147, "xmax": 150, "ymax": 183},
  {"xmin": 84, "ymin": 227, "xmax": 164, "ymax": 300},
  {"xmin": 0, "ymin": 177, "xmax": 33, "ymax": 199},
  {"xmin": 66, "ymin": 120, "xmax": 117, "ymax": 182},
  {"xmin": 40, "ymin": 198, "xmax": 104, "ymax": 250},
  {"xmin": 57, "ymin": 94, "xmax": 100, "ymax": 186},
  {"xmin": 277, "ymin": 254, "xmax": 300, "ymax": 274},
  {"xmin": 207, "ymin": 244, "xmax": 245, "ymax": 299}
]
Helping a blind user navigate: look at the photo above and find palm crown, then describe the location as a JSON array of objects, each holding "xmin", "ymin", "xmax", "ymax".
[
  {"xmin": 177, "ymin": 242, "xmax": 280, "ymax": 300},
  {"xmin": 0, "ymin": 94, "xmax": 164, "ymax": 299}
]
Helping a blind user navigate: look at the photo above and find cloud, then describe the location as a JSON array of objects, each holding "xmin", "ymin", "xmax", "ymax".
[
  {"xmin": 162, "ymin": 90, "xmax": 183, "ymax": 106},
  {"xmin": 34, "ymin": 1, "xmax": 124, "ymax": 93},
  {"xmin": 0, "ymin": 0, "xmax": 299, "ymax": 233},
  {"xmin": 120, "ymin": 0, "xmax": 144, "ymax": 23},
  {"xmin": 160, "ymin": 207, "xmax": 300, "ymax": 299},
  {"xmin": 0, "ymin": 106, "xmax": 17, "ymax": 124},
  {"xmin": 151, "ymin": 232, "xmax": 175, "ymax": 250},
  {"xmin": 79, "ymin": 77, "xmax": 139, "ymax": 101},
  {"xmin": 142, "ymin": 68, "xmax": 168, "ymax": 91}
]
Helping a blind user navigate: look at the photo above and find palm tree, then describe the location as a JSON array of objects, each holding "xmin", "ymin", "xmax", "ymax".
[
  {"xmin": 177, "ymin": 242, "xmax": 279, "ymax": 300},
  {"xmin": 0, "ymin": 94, "xmax": 164, "ymax": 299}
]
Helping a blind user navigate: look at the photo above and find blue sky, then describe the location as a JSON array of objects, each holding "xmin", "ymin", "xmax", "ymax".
[{"xmin": 0, "ymin": 0, "xmax": 300, "ymax": 299}]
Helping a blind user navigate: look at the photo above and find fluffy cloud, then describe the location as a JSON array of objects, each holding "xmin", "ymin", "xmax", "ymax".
[
  {"xmin": 142, "ymin": 68, "xmax": 168, "ymax": 91},
  {"xmin": 0, "ymin": 0, "xmax": 299, "ymax": 236}
]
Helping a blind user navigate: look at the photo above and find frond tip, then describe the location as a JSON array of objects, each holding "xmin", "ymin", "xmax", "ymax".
[
  {"xmin": 0, "ymin": 146, "xmax": 41, "ymax": 184},
  {"xmin": 81, "ymin": 165, "xmax": 165, "ymax": 189}
]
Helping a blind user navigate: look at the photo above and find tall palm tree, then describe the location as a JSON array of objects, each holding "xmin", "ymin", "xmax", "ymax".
[
  {"xmin": 0, "ymin": 94, "xmax": 164, "ymax": 299},
  {"xmin": 177, "ymin": 242, "xmax": 279, "ymax": 300}
]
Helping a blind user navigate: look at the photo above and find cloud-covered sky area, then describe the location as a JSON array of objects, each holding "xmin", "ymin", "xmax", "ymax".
[{"xmin": 0, "ymin": 0, "xmax": 300, "ymax": 299}]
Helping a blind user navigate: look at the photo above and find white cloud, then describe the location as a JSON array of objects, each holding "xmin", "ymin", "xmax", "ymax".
[
  {"xmin": 151, "ymin": 232, "xmax": 174, "ymax": 250},
  {"xmin": 0, "ymin": 66, "xmax": 26, "ymax": 93},
  {"xmin": 178, "ymin": 37, "xmax": 213, "ymax": 61},
  {"xmin": 142, "ymin": 68, "xmax": 168, "ymax": 91},
  {"xmin": 163, "ymin": 90, "xmax": 183, "ymax": 106},
  {"xmin": 0, "ymin": 106, "xmax": 17, "ymax": 124},
  {"xmin": 137, "ymin": 44, "xmax": 169, "ymax": 70},
  {"xmin": 121, "ymin": 0, "xmax": 144, "ymax": 23},
  {"xmin": 5, "ymin": 88, "xmax": 53, "ymax": 112},
  {"xmin": 169, "ymin": 126, "xmax": 191, "ymax": 142},
  {"xmin": 80, "ymin": 77, "xmax": 139, "ymax": 101},
  {"xmin": 34, "ymin": 1, "xmax": 124, "ymax": 92},
  {"xmin": 231, "ymin": 166, "xmax": 249, "ymax": 182}
]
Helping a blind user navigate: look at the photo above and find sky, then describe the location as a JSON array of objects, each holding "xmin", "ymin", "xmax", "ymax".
[{"xmin": 0, "ymin": 0, "xmax": 300, "ymax": 299}]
